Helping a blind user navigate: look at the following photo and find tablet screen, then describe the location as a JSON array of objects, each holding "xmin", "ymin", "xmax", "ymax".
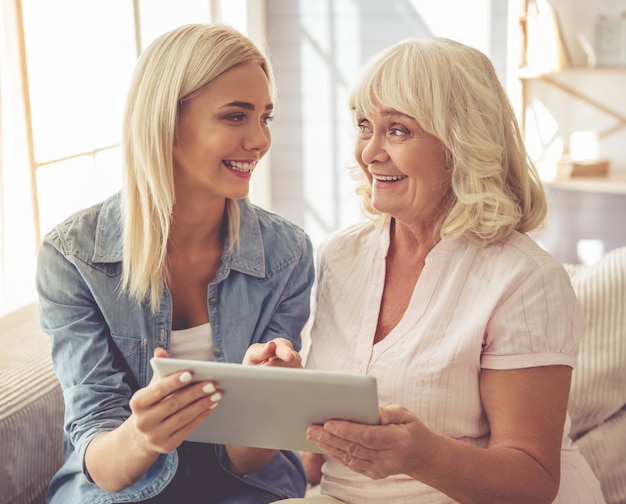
[{"xmin": 150, "ymin": 358, "xmax": 379, "ymax": 452}]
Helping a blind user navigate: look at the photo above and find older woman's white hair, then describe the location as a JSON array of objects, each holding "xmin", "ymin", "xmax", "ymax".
[{"xmin": 349, "ymin": 37, "xmax": 546, "ymax": 246}]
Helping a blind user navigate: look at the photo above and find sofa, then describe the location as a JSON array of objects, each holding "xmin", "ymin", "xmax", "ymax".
[
  {"xmin": 563, "ymin": 246, "xmax": 626, "ymax": 503},
  {"xmin": 1, "ymin": 247, "xmax": 625, "ymax": 504},
  {"xmin": 0, "ymin": 302, "xmax": 64, "ymax": 504}
]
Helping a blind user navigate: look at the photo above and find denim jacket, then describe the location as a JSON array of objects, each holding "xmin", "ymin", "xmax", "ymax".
[{"xmin": 36, "ymin": 193, "xmax": 314, "ymax": 503}]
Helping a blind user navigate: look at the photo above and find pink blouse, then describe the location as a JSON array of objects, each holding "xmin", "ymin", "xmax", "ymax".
[{"xmin": 306, "ymin": 220, "xmax": 605, "ymax": 503}]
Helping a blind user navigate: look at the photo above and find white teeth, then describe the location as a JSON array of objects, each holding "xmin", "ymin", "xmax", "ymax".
[
  {"xmin": 374, "ymin": 174, "xmax": 407, "ymax": 182},
  {"xmin": 224, "ymin": 160, "xmax": 255, "ymax": 172}
]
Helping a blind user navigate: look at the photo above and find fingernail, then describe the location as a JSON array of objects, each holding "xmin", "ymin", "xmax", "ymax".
[
  {"xmin": 210, "ymin": 392, "xmax": 222, "ymax": 402},
  {"xmin": 324, "ymin": 422, "xmax": 337, "ymax": 434},
  {"xmin": 179, "ymin": 371, "xmax": 192, "ymax": 383},
  {"xmin": 307, "ymin": 427, "xmax": 320, "ymax": 443},
  {"xmin": 202, "ymin": 383, "xmax": 216, "ymax": 394}
]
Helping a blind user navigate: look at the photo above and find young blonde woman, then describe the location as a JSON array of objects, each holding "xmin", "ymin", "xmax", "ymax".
[
  {"xmin": 278, "ymin": 37, "xmax": 605, "ymax": 504},
  {"xmin": 37, "ymin": 24, "xmax": 313, "ymax": 503}
]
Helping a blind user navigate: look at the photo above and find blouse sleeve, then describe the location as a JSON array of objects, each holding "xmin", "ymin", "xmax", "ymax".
[{"xmin": 481, "ymin": 259, "xmax": 583, "ymax": 370}]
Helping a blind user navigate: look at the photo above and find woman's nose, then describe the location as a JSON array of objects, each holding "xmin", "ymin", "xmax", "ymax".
[
  {"xmin": 244, "ymin": 122, "xmax": 271, "ymax": 152},
  {"xmin": 359, "ymin": 133, "xmax": 388, "ymax": 165}
]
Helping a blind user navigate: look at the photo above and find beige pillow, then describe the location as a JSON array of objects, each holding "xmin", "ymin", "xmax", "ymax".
[
  {"xmin": 565, "ymin": 246, "xmax": 626, "ymax": 440},
  {"xmin": 574, "ymin": 405, "xmax": 626, "ymax": 504}
]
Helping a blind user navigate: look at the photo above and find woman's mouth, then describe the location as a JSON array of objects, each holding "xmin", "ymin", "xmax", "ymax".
[
  {"xmin": 223, "ymin": 160, "xmax": 256, "ymax": 173},
  {"xmin": 373, "ymin": 174, "xmax": 407, "ymax": 182}
]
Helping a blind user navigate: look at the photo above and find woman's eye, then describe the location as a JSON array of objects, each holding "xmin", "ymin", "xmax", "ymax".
[
  {"xmin": 262, "ymin": 115, "xmax": 275, "ymax": 125},
  {"xmin": 357, "ymin": 122, "xmax": 372, "ymax": 135},
  {"xmin": 226, "ymin": 113, "xmax": 245, "ymax": 122},
  {"xmin": 389, "ymin": 127, "xmax": 406, "ymax": 137}
]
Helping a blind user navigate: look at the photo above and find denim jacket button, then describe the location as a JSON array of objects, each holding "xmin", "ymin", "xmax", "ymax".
[
  {"xmin": 209, "ymin": 298, "xmax": 218, "ymax": 305},
  {"xmin": 213, "ymin": 349, "xmax": 222, "ymax": 357}
]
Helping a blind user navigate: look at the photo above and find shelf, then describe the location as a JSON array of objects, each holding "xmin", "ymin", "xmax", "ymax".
[
  {"xmin": 519, "ymin": 66, "xmax": 626, "ymax": 79},
  {"xmin": 542, "ymin": 170, "xmax": 626, "ymax": 195},
  {"xmin": 521, "ymin": 70, "xmax": 626, "ymax": 142}
]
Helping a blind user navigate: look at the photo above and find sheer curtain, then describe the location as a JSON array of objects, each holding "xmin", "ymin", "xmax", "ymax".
[
  {"xmin": 0, "ymin": 0, "xmax": 38, "ymax": 316},
  {"xmin": 0, "ymin": 0, "xmax": 265, "ymax": 317}
]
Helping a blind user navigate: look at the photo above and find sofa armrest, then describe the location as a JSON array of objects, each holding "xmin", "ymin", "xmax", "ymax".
[{"xmin": 0, "ymin": 303, "xmax": 64, "ymax": 504}]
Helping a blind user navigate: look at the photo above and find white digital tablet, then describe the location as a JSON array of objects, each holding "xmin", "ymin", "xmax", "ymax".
[{"xmin": 150, "ymin": 357, "xmax": 379, "ymax": 453}]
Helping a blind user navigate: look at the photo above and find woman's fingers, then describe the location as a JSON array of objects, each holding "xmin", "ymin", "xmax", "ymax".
[
  {"xmin": 242, "ymin": 341, "xmax": 278, "ymax": 365},
  {"xmin": 272, "ymin": 338, "xmax": 301, "ymax": 365},
  {"xmin": 306, "ymin": 405, "xmax": 421, "ymax": 479},
  {"xmin": 130, "ymin": 365, "xmax": 223, "ymax": 453},
  {"xmin": 242, "ymin": 338, "xmax": 302, "ymax": 368},
  {"xmin": 139, "ymin": 382, "xmax": 222, "ymax": 452},
  {"xmin": 154, "ymin": 347, "xmax": 168, "ymax": 359}
]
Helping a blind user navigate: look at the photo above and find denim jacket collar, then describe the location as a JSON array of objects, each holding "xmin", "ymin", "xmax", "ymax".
[
  {"xmin": 92, "ymin": 192, "xmax": 123, "ymax": 264},
  {"xmin": 93, "ymin": 193, "xmax": 265, "ymax": 279},
  {"xmin": 222, "ymin": 199, "xmax": 266, "ymax": 279}
]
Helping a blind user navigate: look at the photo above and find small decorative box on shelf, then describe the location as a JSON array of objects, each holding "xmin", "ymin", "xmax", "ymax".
[
  {"xmin": 543, "ymin": 169, "xmax": 626, "ymax": 195},
  {"xmin": 557, "ymin": 158, "xmax": 611, "ymax": 178}
]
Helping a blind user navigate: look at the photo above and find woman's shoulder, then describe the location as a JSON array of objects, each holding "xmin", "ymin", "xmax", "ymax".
[
  {"xmin": 41, "ymin": 193, "xmax": 122, "ymax": 260},
  {"xmin": 242, "ymin": 202, "xmax": 313, "ymax": 268},
  {"xmin": 246, "ymin": 203, "xmax": 310, "ymax": 253},
  {"xmin": 471, "ymin": 231, "xmax": 569, "ymax": 283},
  {"xmin": 248, "ymin": 202, "xmax": 307, "ymax": 238},
  {"xmin": 498, "ymin": 231, "xmax": 562, "ymax": 269}
]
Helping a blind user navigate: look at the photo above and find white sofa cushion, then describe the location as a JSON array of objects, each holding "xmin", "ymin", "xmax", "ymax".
[
  {"xmin": 566, "ymin": 246, "xmax": 626, "ymax": 438},
  {"xmin": 574, "ymin": 405, "xmax": 626, "ymax": 504},
  {"xmin": 565, "ymin": 246, "xmax": 626, "ymax": 504}
]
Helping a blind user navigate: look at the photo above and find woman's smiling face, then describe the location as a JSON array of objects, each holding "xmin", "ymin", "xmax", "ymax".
[
  {"xmin": 354, "ymin": 105, "xmax": 450, "ymax": 229},
  {"xmin": 173, "ymin": 62, "xmax": 274, "ymax": 201}
]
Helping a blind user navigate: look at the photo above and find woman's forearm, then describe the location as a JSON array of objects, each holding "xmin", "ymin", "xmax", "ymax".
[
  {"xmin": 84, "ymin": 418, "xmax": 160, "ymax": 493},
  {"xmin": 408, "ymin": 432, "xmax": 559, "ymax": 504}
]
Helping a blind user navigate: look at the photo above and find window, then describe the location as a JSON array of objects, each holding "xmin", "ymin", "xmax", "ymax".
[{"xmin": 0, "ymin": 0, "xmax": 260, "ymax": 315}]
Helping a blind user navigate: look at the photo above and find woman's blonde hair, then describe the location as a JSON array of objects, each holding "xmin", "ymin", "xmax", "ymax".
[
  {"xmin": 121, "ymin": 23, "xmax": 274, "ymax": 312},
  {"xmin": 349, "ymin": 37, "xmax": 546, "ymax": 245}
]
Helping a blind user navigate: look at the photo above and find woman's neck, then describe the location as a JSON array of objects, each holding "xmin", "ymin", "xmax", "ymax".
[
  {"xmin": 169, "ymin": 197, "xmax": 228, "ymax": 253},
  {"xmin": 389, "ymin": 218, "xmax": 438, "ymax": 264}
]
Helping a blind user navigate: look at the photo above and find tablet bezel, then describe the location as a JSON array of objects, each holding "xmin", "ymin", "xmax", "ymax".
[{"xmin": 150, "ymin": 357, "xmax": 379, "ymax": 453}]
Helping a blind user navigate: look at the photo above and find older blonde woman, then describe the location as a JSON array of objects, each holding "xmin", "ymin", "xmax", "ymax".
[{"xmin": 279, "ymin": 37, "xmax": 604, "ymax": 504}]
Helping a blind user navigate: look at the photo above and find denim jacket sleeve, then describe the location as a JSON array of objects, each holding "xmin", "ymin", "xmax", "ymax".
[
  {"xmin": 215, "ymin": 445, "xmax": 307, "ymax": 501},
  {"xmin": 36, "ymin": 224, "xmax": 148, "ymax": 479}
]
